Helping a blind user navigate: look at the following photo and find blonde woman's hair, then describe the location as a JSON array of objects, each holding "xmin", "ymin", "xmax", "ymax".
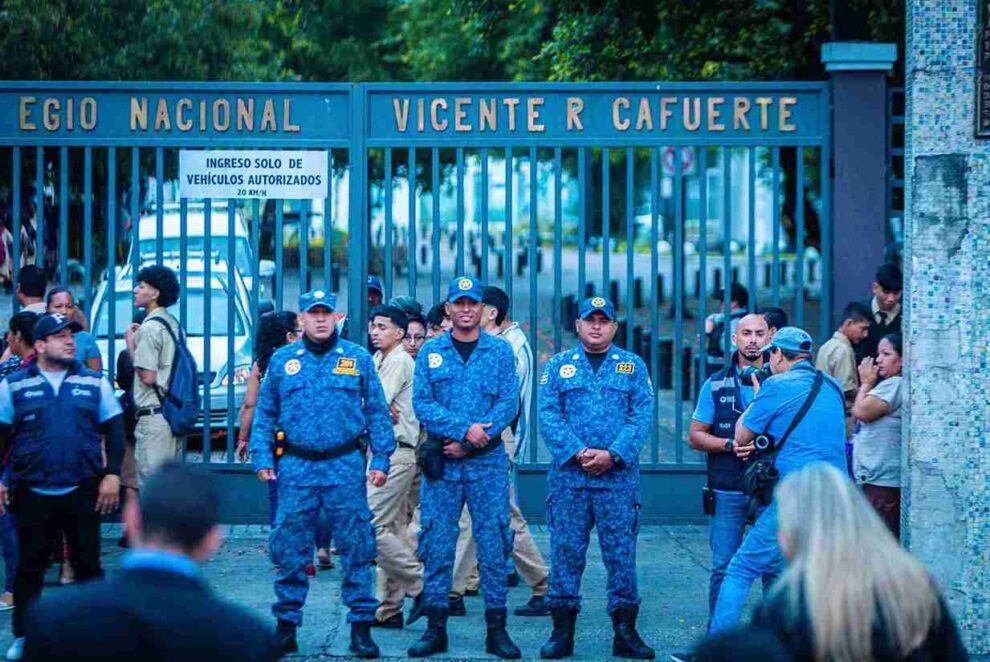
[{"xmin": 773, "ymin": 463, "xmax": 941, "ymax": 662}]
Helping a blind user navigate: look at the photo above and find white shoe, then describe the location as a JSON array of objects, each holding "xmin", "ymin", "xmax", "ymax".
[{"xmin": 5, "ymin": 637, "xmax": 24, "ymax": 660}]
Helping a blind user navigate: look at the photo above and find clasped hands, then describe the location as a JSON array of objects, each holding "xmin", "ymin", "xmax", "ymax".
[
  {"xmin": 573, "ymin": 447, "xmax": 615, "ymax": 476},
  {"xmin": 443, "ymin": 422, "xmax": 492, "ymax": 459}
]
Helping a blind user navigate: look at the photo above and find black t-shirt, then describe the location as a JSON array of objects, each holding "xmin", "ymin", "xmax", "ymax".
[
  {"xmin": 452, "ymin": 337, "xmax": 478, "ymax": 364},
  {"xmin": 587, "ymin": 350, "xmax": 608, "ymax": 373}
]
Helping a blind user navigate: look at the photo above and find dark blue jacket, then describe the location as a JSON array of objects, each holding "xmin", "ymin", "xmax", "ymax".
[
  {"xmin": 705, "ymin": 355, "xmax": 748, "ymax": 492},
  {"xmin": 7, "ymin": 362, "xmax": 105, "ymax": 488}
]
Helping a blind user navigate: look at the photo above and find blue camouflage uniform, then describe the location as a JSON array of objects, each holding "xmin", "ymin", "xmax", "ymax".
[
  {"xmin": 538, "ymin": 297, "xmax": 653, "ymax": 615},
  {"xmin": 249, "ymin": 290, "xmax": 395, "ymax": 626},
  {"xmin": 412, "ymin": 276, "xmax": 519, "ymax": 611}
]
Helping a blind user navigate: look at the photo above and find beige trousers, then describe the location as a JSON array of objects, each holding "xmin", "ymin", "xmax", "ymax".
[
  {"xmin": 367, "ymin": 447, "xmax": 423, "ymax": 621},
  {"xmin": 451, "ymin": 440, "xmax": 548, "ymax": 597},
  {"xmin": 134, "ymin": 414, "xmax": 178, "ymax": 488}
]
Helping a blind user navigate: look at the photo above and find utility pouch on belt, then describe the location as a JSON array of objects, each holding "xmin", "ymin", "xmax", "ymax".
[
  {"xmin": 274, "ymin": 430, "xmax": 286, "ymax": 466},
  {"xmin": 417, "ymin": 434, "xmax": 446, "ymax": 480}
]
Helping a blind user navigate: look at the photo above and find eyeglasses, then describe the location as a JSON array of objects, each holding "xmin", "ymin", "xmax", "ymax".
[{"xmin": 405, "ymin": 335, "xmax": 427, "ymax": 344}]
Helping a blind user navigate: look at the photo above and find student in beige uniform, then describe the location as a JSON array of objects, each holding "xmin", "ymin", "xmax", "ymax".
[
  {"xmin": 367, "ymin": 304, "xmax": 427, "ymax": 629},
  {"xmin": 450, "ymin": 286, "xmax": 550, "ymax": 618},
  {"xmin": 815, "ymin": 301, "xmax": 872, "ymax": 438},
  {"xmin": 124, "ymin": 265, "xmax": 181, "ymax": 487}
]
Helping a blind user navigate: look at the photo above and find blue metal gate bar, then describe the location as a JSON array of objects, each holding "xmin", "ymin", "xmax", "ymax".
[
  {"xmin": 83, "ymin": 147, "xmax": 93, "ymax": 319},
  {"xmin": 480, "ymin": 148, "xmax": 489, "ymax": 284},
  {"xmin": 602, "ymin": 148, "xmax": 610, "ymax": 295},
  {"xmin": 11, "ymin": 148, "xmax": 20, "ymax": 307},
  {"xmin": 649, "ymin": 148, "xmax": 659, "ymax": 463},
  {"xmin": 300, "ymin": 198, "xmax": 310, "ymax": 294},
  {"xmin": 431, "ymin": 148, "xmax": 440, "ymax": 304},
  {"xmin": 456, "ymin": 147, "xmax": 465, "ymax": 276},
  {"xmin": 408, "ymin": 148, "xmax": 417, "ymax": 293},
  {"xmin": 747, "ymin": 147, "xmax": 757, "ymax": 310},
  {"xmin": 130, "ymin": 148, "xmax": 140, "ymax": 283},
  {"xmin": 35, "ymin": 147, "xmax": 43, "ymax": 267},
  {"xmin": 250, "ymin": 199, "xmax": 260, "ymax": 324},
  {"xmin": 528, "ymin": 146, "xmax": 539, "ymax": 465},
  {"xmin": 274, "ymin": 202, "xmax": 284, "ymax": 309},
  {"xmin": 384, "ymin": 148, "xmax": 393, "ymax": 299},
  {"xmin": 771, "ymin": 148, "xmax": 781, "ymax": 307},
  {"xmin": 553, "ymin": 147, "xmax": 562, "ymax": 353},
  {"xmin": 226, "ymin": 202, "xmax": 237, "ymax": 462},
  {"xmin": 696, "ymin": 148, "xmax": 709, "ymax": 406},
  {"xmin": 58, "ymin": 146, "xmax": 68, "ymax": 286},
  {"xmin": 722, "ymin": 148, "xmax": 732, "ymax": 370},
  {"xmin": 504, "ymin": 147, "xmax": 513, "ymax": 302},
  {"xmin": 155, "ymin": 147, "xmax": 164, "ymax": 260},
  {"xmin": 625, "ymin": 148, "xmax": 634, "ymax": 349},
  {"xmin": 795, "ymin": 147, "xmax": 805, "ymax": 329},
  {"xmin": 820, "ymin": 135, "xmax": 832, "ymax": 340},
  {"xmin": 673, "ymin": 151, "xmax": 685, "ymax": 462},
  {"xmin": 325, "ymin": 151, "xmax": 334, "ymax": 294},
  {"xmin": 106, "ymin": 148, "xmax": 117, "ymax": 386},
  {"xmin": 577, "ymin": 148, "xmax": 587, "ymax": 299},
  {"xmin": 203, "ymin": 199, "xmax": 213, "ymax": 460}
]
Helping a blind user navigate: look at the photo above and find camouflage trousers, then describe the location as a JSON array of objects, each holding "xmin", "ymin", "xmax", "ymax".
[
  {"xmin": 546, "ymin": 485, "xmax": 641, "ymax": 614},
  {"xmin": 271, "ymin": 481, "xmax": 378, "ymax": 625},
  {"xmin": 419, "ymin": 467, "xmax": 513, "ymax": 610}
]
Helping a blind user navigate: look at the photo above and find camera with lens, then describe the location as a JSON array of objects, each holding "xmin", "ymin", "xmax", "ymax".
[{"xmin": 740, "ymin": 365, "xmax": 773, "ymax": 385}]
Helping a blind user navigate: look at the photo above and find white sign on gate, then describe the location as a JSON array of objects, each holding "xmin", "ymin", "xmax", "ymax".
[{"xmin": 179, "ymin": 150, "xmax": 328, "ymax": 200}]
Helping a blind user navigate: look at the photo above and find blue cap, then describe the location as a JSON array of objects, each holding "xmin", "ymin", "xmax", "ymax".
[
  {"xmin": 298, "ymin": 289, "xmax": 337, "ymax": 313},
  {"xmin": 367, "ymin": 276, "xmax": 384, "ymax": 294},
  {"xmin": 33, "ymin": 313, "xmax": 82, "ymax": 341},
  {"xmin": 446, "ymin": 276, "xmax": 484, "ymax": 303},
  {"xmin": 578, "ymin": 296, "xmax": 617, "ymax": 321},
  {"xmin": 761, "ymin": 326, "xmax": 813, "ymax": 354}
]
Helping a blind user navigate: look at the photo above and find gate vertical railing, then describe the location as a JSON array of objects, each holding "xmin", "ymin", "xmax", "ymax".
[{"xmin": 0, "ymin": 82, "xmax": 831, "ymax": 492}]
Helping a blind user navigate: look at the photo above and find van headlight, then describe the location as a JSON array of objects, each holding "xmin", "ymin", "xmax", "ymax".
[{"xmin": 221, "ymin": 364, "xmax": 252, "ymax": 387}]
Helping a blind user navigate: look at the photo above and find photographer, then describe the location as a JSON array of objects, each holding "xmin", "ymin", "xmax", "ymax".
[
  {"xmin": 708, "ymin": 327, "xmax": 846, "ymax": 635},
  {"xmin": 688, "ymin": 314, "xmax": 772, "ymax": 621}
]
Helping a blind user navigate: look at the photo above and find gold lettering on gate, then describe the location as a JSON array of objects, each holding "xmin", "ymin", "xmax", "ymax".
[
  {"xmin": 659, "ymin": 97, "xmax": 676, "ymax": 130},
  {"xmin": 236, "ymin": 98, "xmax": 254, "ymax": 131},
  {"xmin": 79, "ymin": 97, "xmax": 97, "ymax": 131},
  {"xmin": 612, "ymin": 97, "xmax": 630, "ymax": 131},
  {"xmin": 154, "ymin": 98, "xmax": 171, "ymax": 131},
  {"xmin": 176, "ymin": 98, "xmax": 193, "ymax": 131},
  {"xmin": 683, "ymin": 98, "xmax": 701, "ymax": 131},
  {"xmin": 19, "ymin": 97, "xmax": 37, "ymax": 131},
  {"xmin": 566, "ymin": 97, "xmax": 584, "ymax": 131},
  {"xmin": 455, "ymin": 97, "xmax": 472, "ymax": 132},
  {"xmin": 707, "ymin": 97, "xmax": 725, "ymax": 131},
  {"xmin": 733, "ymin": 97, "xmax": 751, "ymax": 130},
  {"xmin": 430, "ymin": 98, "xmax": 448, "ymax": 131},
  {"xmin": 42, "ymin": 99, "xmax": 60, "ymax": 131},
  {"xmin": 130, "ymin": 97, "xmax": 147, "ymax": 131},
  {"xmin": 260, "ymin": 99, "xmax": 277, "ymax": 132},
  {"xmin": 755, "ymin": 97, "xmax": 773, "ymax": 130},
  {"xmin": 527, "ymin": 97, "xmax": 545, "ymax": 132},
  {"xmin": 503, "ymin": 98, "xmax": 520, "ymax": 131},
  {"xmin": 636, "ymin": 98, "xmax": 653, "ymax": 130},
  {"xmin": 282, "ymin": 99, "xmax": 300, "ymax": 132},
  {"xmin": 479, "ymin": 98, "xmax": 497, "ymax": 131},
  {"xmin": 393, "ymin": 98, "xmax": 410, "ymax": 132},
  {"xmin": 779, "ymin": 97, "xmax": 796, "ymax": 132},
  {"xmin": 213, "ymin": 99, "xmax": 230, "ymax": 132}
]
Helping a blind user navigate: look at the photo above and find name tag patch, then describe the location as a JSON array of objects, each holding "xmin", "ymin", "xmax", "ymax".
[
  {"xmin": 616, "ymin": 362, "xmax": 635, "ymax": 374},
  {"xmin": 333, "ymin": 357, "xmax": 360, "ymax": 376}
]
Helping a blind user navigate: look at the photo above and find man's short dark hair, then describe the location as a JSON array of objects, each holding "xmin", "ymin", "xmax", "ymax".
[
  {"xmin": 389, "ymin": 295, "xmax": 422, "ymax": 319},
  {"xmin": 841, "ymin": 301, "xmax": 873, "ymax": 325},
  {"xmin": 481, "ymin": 286, "xmax": 510, "ymax": 326},
  {"xmin": 406, "ymin": 313, "xmax": 426, "ymax": 332},
  {"xmin": 137, "ymin": 264, "xmax": 180, "ymax": 308},
  {"xmin": 426, "ymin": 303, "xmax": 448, "ymax": 329},
  {"xmin": 760, "ymin": 306, "xmax": 788, "ymax": 330},
  {"xmin": 369, "ymin": 304, "xmax": 408, "ymax": 335},
  {"xmin": 9, "ymin": 311, "xmax": 39, "ymax": 344},
  {"xmin": 779, "ymin": 347, "xmax": 811, "ymax": 362},
  {"xmin": 17, "ymin": 265, "xmax": 46, "ymax": 298},
  {"xmin": 874, "ymin": 264, "xmax": 903, "ymax": 293},
  {"xmin": 139, "ymin": 462, "xmax": 220, "ymax": 552}
]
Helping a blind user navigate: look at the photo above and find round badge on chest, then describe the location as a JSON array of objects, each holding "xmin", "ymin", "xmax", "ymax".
[
  {"xmin": 284, "ymin": 359, "xmax": 302, "ymax": 376},
  {"xmin": 559, "ymin": 364, "xmax": 577, "ymax": 379},
  {"xmin": 428, "ymin": 353, "xmax": 444, "ymax": 369}
]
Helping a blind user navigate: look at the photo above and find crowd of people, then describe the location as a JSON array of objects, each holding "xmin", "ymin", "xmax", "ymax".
[{"xmin": 0, "ymin": 259, "xmax": 969, "ymax": 661}]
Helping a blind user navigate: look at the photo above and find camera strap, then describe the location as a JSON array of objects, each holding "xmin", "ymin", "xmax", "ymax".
[{"xmin": 767, "ymin": 370, "xmax": 825, "ymax": 458}]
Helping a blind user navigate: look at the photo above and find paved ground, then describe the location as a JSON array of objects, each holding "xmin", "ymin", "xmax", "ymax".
[{"xmin": 0, "ymin": 524, "xmax": 763, "ymax": 661}]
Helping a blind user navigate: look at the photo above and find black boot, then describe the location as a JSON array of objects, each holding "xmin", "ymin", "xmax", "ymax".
[
  {"xmin": 408, "ymin": 608, "xmax": 449, "ymax": 658},
  {"xmin": 484, "ymin": 608, "xmax": 522, "ymax": 659},
  {"xmin": 274, "ymin": 620, "xmax": 298, "ymax": 656},
  {"xmin": 371, "ymin": 613, "xmax": 403, "ymax": 629},
  {"xmin": 448, "ymin": 594, "xmax": 467, "ymax": 616},
  {"xmin": 406, "ymin": 592, "xmax": 427, "ymax": 626},
  {"xmin": 539, "ymin": 607, "xmax": 577, "ymax": 659},
  {"xmin": 349, "ymin": 622, "xmax": 380, "ymax": 659},
  {"xmin": 515, "ymin": 595, "xmax": 551, "ymax": 617},
  {"xmin": 610, "ymin": 606, "xmax": 655, "ymax": 659}
]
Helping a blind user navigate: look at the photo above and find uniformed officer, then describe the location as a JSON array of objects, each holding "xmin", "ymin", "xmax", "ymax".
[
  {"xmin": 538, "ymin": 297, "xmax": 655, "ymax": 660},
  {"xmin": 409, "ymin": 275, "xmax": 521, "ymax": 659},
  {"xmin": 249, "ymin": 289, "xmax": 395, "ymax": 658}
]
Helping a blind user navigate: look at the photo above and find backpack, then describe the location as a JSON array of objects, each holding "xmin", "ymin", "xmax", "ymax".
[{"xmin": 147, "ymin": 316, "xmax": 201, "ymax": 436}]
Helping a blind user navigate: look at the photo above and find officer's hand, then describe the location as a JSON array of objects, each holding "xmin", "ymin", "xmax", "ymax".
[
  {"xmin": 580, "ymin": 449, "xmax": 614, "ymax": 476},
  {"xmin": 389, "ymin": 403, "xmax": 400, "ymax": 425},
  {"xmin": 96, "ymin": 475, "xmax": 121, "ymax": 515},
  {"xmin": 368, "ymin": 470, "xmax": 387, "ymax": 487},
  {"xmin": 0, "ymin": 482, "xmax": 7, "ymax": 515},
  {"xmin": 443, "ymin": 442, "xmax": 469, "ymax": 459},
  {"xmin": 465, "ymin": 422, "xmax": 492, "ymax": 448},
  {"xmin": 750, "ymin": 373, "xmax": 762, "ymax": 396},
  {"xmin": 733, "ymin": 439, "xmax": 755, "ymax": 460},
  {"xmin": 257, "ymin": 469, "xmax": 276, "ymax": 482}
]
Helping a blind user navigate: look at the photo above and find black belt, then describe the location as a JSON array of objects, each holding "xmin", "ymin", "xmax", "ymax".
[
  {"xmin": 280, "ymin": 439, "xmax": 362, "ymax": 461},
  {"xmin": 136, "ymin": 407, "xmax": 163, "ymax": 419}
]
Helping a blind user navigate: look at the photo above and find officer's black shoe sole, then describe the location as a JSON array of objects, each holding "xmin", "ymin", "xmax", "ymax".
[
  {"xmin": 408, "ymin": 633, "xmax": 448, "ymax": 658},
  {"xmin": 486, "ymin": 638, "xmax": 522, "ymax": 660},
  {"xmin": 540, "ymin": 642, "xmax": 575, "ymax": 659},
  {"xmin": 371, "ymin": 614, "xmax": 403, "ymax": 629},
  {"xmin": 612, "ymin": 641, "xmax": 656, "ymax": 660},
  {"xmin": 448, "ymin": 597, "xmax": 467, "ymax": 616}
]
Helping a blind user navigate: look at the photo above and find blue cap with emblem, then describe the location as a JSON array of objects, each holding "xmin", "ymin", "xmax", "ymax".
[
  {"xmin": 33, "ymin": 313, "xmax": 82, "ymax": 341},
  {"xmin": 299, "ymin": 289, "xmax": 337, "ymax": 313},
  {"xmin": 578, "ymin": 296, "xmax": 616, "ymax": 321},
  {"xmin": 760, "ymin": 326, "xmax": 813, "ymax": 354},
  {"xmin": 367, "ymin": 275, "xmax": 384, "ymax": 294},
  {"xmin": 446, "ymin": 275, "xmax": 484, "ymax": 303}
]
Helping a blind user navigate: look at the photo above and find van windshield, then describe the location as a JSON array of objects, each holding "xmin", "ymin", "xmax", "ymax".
[
  {"xmin": 94, "ymin": 289, "xmax": 245, "ymax": 338},
  {"xmin": 139, "ymin": 237, "xmax": 251, "ymax": 275}
]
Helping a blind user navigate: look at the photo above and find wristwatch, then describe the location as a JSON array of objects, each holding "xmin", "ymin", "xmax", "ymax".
[{"xmin": 723, "ymin": 440, "xmax": 734, "ymax": 452}]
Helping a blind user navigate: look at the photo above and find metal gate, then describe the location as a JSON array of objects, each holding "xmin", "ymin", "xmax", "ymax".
[{"xmin": 0, "ymin": 82, "xmax": 830, "ymax": 521}]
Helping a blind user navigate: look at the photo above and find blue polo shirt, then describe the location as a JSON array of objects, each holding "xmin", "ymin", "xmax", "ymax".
[{"xmin": 738, "ymin": 362, "xmax": 846, "ymax": 478}]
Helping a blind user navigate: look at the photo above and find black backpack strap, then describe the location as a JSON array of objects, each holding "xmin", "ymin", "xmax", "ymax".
[{"xmin": 772, "ymin": 370, "xmax": 825, "ymax": 455}]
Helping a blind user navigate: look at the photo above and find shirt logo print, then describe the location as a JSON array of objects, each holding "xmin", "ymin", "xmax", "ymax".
[
  {"xmin": 428, "ymin": 353, "xmax": 444, "ymax": 369},
  {"xmin": 616, "ymin": 362, "xmax": 635, "ymax": 374},
  {"xmin": 559, "ymin": 364, "xmax": 577, "ymax": 379},
  {"xmin": 284, "ymin": 359, "xmax": 302, "ymax": 376},
  {"xmin": 333, "ymin": 357, "xmax": 360, "ymax": 376}
]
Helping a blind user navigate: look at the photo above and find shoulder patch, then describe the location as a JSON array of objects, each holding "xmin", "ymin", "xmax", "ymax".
[
  {"xmin": 559, "ymin": 364, "xmax": 577, "ymax": 379},
  {"xmin": 284, "ymin": 359, "xmax": 302, "ymax": 376},
  {"xmin": 333, "ymin": 357, "xmax": 360, "ymax": 376},
  {"xmin": 427, "ymin": 353, "xmax": 443, "ymax": 369},
  {"xmin": 539, "ymin": 365, "xmax": 550, "ymax": 385},
  {"xmin": 616, "ymin": 362, "xmax": 635, "ymax": 375}
]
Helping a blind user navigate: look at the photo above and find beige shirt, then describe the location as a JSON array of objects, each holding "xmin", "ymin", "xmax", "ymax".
[
  {"xmin": 816, "ymin": 331, "xmax": 858, "ymax": 394},
  {"xmin": 495, "ymin": 323, "xmax": 533, "ymax": 453},
  {"xmin": 374, "ymin": 345, "xmax": 419, "ymax": 450},
  {"xmin": 23, "ymin": 302, "xmax": 45, "ymax": 314},
  {"xmin": 133, "ymin": 308, "xmax": 179, "ymax": 409}
]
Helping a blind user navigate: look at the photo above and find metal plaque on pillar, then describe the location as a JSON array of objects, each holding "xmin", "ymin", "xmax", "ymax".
[{"xmin": 978, "ymin": 0, "xmax": 990, "ymax": 138}]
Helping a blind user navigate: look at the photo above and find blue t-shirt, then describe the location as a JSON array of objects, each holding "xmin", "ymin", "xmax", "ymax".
[
  {"xmin": 692, "ymin": 372, "xmax": 756, "ymax": 425},
  {"xmin": 73, "ymin": 331, "xmax": 101, "ymax": 365},
  {"xmin": 739, "ymin": 362, "xmax": 846, "ymax": 478}
]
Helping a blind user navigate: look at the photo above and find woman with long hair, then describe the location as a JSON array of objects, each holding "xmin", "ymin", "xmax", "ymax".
[
  {"xmin": 752, "ymin": 463, "xmax": 967, "ymax": 661},
  {"xmin": 852, "ymin": 332, "xmax": 904, "ymax": 536}
]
